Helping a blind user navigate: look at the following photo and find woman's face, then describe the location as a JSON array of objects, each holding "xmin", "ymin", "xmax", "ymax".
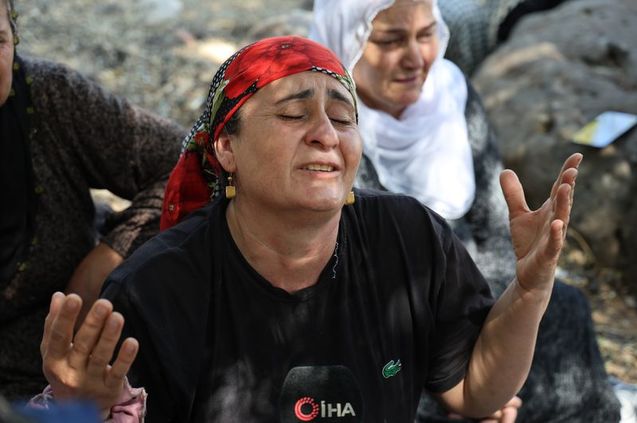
[
  {"xmin": 353, "ymin": 0, "xmax": 438, "ymax": 118},
  {"xmin": 215, "ymin": 72, "xmax": 362, "ymax": 214},
  {"xmin": 0, "ymin": 2, "xmax": 14, "ymax": 106}
]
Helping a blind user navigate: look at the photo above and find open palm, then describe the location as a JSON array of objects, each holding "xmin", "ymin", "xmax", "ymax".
[
  {"xmin": 40, "ymin": 293, "xmax": 138, "ymax": 413},
  {"xmin": 500, "ymin": 154, "xmax": 582, "ymax": 294}
]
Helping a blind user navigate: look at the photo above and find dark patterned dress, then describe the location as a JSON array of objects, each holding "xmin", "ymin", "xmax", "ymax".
[{"xmin": 0, "ymin": 56, "xmax": 184, "ymax": 400}]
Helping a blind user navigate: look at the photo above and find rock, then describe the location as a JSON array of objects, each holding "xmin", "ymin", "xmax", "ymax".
[
  {"xmin": 623, "ymin": 196, "xmax": 637, "ymax": 295},
  {"xmin": 137, "ymin": 0, "xmax": 183, "ymax": 25},
  {"xmin": 472, "ymin": 0, "xmax": 637, "ymax": 274},
  {"xmin": 243, "ymin": 9, "xmax": 313, "ymax": 44}
]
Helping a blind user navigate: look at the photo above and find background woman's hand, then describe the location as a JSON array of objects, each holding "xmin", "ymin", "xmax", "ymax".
[
  {"xmin": 40, "ymin": 292, "xmax": 138, "ymax": 413},
  {"xmin": 500, "ymin": 153, "xmax": 582, "ymax": 294}
]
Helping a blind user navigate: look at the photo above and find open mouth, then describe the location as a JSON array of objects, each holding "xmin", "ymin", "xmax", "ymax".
[
  {"xmin": 303, "ymin": 164, "xmax": 335, "ymax": 172},
  {"xmin": 395, "ymin": 76, "xmax": 419, "ymax": 83}
]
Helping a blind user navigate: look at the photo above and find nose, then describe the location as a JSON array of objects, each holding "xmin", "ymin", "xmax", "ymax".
[
  {"xmin": 401, "ymin": 39, "xmax": 425, "ymax": 70},
  {"xmin": 304, "ymin": 111, "xmax": 339, "ymax": 150}
]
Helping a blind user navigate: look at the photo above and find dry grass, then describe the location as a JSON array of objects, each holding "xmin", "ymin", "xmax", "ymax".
[{"xmin": 561, "ymin": 234, "xmax": 637, "ymax": 383}]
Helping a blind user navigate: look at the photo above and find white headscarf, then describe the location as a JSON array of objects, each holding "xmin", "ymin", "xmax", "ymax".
[{"xmin": 310, "ymin": 0, "xmax": 475, "ymax": 220}]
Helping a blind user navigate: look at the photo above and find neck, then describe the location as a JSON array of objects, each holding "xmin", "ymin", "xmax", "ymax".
[{"xmin": 226, "ymin": 198, "xmax": 341, "ymax": 293}]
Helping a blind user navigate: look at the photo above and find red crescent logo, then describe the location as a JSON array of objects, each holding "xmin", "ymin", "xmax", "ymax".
[{"xmin": 294, "ymin": 396, "xmax": 319, "ymax": 421}]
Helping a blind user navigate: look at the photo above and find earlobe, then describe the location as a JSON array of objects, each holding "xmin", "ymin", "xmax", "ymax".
[{"xmin": 214, "ymin": 133, "xmax": 237, "ymax": 173}]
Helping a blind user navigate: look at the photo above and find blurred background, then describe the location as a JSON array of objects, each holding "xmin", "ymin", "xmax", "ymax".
[{"xmin": 14, "ymin": 0, "xmax": 637, "ymax": 383}]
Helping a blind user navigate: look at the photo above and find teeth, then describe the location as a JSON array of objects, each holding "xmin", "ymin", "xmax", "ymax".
[{"xmin": 305, "ymin": 164, "xmax": 334, "ymax": 172}]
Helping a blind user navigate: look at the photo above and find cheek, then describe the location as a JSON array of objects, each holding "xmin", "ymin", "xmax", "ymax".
[
  {"xmin": 342, "ymin": 133, "xmax": 363, "ymax": 168},
  {"xmin": 353, "ymin": 63, "xmax": 373, "ymax": 93},
  {"xmin": 369, "ymin": 55, "xmax": 398, "ymax": 82},
  {"xmin": 424, "ymin": 39, "xmax": 440, "ymax": 65},
  {"xmin": 0, "ymin": 66, "xmax": 12, "ymax": 105},
  {"xmin": 237, "ymin": 136, "xmax": 293, "ymax": 182},
  {"xmin": 0, "ymin": 47, "xmax": 13, "ymax": 74},
  {"xmin": 355, "ymin": 51, "xmax": 388, "ymax": 86}
]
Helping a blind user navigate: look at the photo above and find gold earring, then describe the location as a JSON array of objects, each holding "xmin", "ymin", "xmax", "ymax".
[
  {"xmin": 345, "ymin": 191, "xmax": 355, "ymax": 205},
  {"xmin": 225, "ymin": 174, "xmax": 236, "ymax": 199}
]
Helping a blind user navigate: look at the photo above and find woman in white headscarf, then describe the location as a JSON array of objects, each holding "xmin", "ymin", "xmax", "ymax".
[
  {"xmin": 311, "ymin": 0, "xmax": 513, "ymax": 295},
  {"xmin": 310, "ymin": 1, "xmax": 621, "ymax": 422}
]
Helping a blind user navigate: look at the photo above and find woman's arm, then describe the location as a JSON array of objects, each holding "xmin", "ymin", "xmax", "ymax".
[
  {"xmin": 45, "ymin": 62, "xmax": 184, "ymax": 258},
  {"xmin": 437, "ymin": 153, "xmax": 582, "ymax": 418},
  {"xmin": 65, "ymin": 243, "xmax": 124, "ymax": 327},
  {"xmin": 31, "ymin": 59, "xmax": 185, "ymax": 311}
]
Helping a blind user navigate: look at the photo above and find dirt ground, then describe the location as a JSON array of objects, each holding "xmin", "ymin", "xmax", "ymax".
[{"xmin": 15, "ymin": 0, "xmax": 636, "ymax": 383}]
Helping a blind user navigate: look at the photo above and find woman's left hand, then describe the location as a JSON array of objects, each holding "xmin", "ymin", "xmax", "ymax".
[
  {"xmin": 500, "ymin": 153, "xmax": 582, "ymax": 295},
  {"xmin": 449, "ymin": 396, "xmax": 522, "ymax": 422}
]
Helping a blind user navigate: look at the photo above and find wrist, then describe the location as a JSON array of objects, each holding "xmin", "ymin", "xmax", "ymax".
[{"xmin": 512, "ymin": 277, "xmax": 553, "ymax": 309}]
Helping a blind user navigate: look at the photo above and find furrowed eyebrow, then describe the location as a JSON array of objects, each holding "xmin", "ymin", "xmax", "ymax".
[
  {"xmin": 273, "ymin": 87, "xmax": 353, "ymax": 110},
  {"xmin": 374, "ymin": 21, "xmax": 437, "ymax": 35},
  {"xmin": 328, "ymin": 89, "xmax": 354, "ymax": 108},
  {"xmin": 419, "ymin": 22, "xmax": 437, "ymax": 32},
  {"xmin": 275, "ymin": 89, "xmax": 313, "ymax": 105}
]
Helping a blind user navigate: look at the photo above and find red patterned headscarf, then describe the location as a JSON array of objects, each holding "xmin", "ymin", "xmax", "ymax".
[{"xmin": 160, "ymin": 36, "xmax": 357, "ymax": 230}]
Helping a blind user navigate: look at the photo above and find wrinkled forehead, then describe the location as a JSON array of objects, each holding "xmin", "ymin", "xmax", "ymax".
[
  {"xmin": 1, "ymin": 0, "xmax": 17, "ymax": 36},
  {"xmin": 374, "ymin": 0, "xmax": 434, "ymax": 25},
  {"xmin": 247, "ymin": 71, "xmax": 357, "ymax": 109},
  {"xmin": 392, "ymin": 0, "xmax": 432, "ymax": 7},
  {"xmin": 206, "ymin": 36, "xmax": 357, "ymax": 139},
  {"xmin": 0, "ymin": 1, "xmax": 8, "ymax": 24}
]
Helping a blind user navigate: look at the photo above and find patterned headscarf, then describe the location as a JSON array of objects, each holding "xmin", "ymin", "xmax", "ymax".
[{"xmin": 160, "ymin": 36, "xmax": 357, "ymax": 230}]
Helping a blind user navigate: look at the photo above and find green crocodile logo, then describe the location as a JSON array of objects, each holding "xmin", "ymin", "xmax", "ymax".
[{"xmin": 382, "ymin": 359, "xmax": 402, "ymax": 379}]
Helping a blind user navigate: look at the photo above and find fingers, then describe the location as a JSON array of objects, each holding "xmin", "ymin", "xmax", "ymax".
[
  {"xmin": 545, "ymin": 219, "xmax": 566, "ymax": 260},
  {"xmin": 500, "ymin": 170, "xmax": 529, "ymax": 218},
  {"xmin": 105, "ymin": 337, "xmax": 139, "ymax": 389},
  {"xmin": 553, "ymin": 180, "xmax": 574, "ymax": 225},
  {"xmin": 546, "ymin": 158, "xmax": 579, "ymax": 259},
  {"xmin": 86, "ymin": 312, "xmax": 125, "ymax": 379},
  {"xmin": 480, "ymin": 397, "xmax": 522, "ymax": 423},
  {"xmin": 67, "ymin": 299, "xmax": 114, "ymax": 370},
  {"xmin": 505, "ymin": 396, "xmax": 523, "ymax": 409},
  {"xmin": 503, "ymin": 154, "xmax": 582, "ymax": 216},
  {"xmin": 41, "ymin": 292, "xmax": 65, "ymax": 356},
  {"xmin": 481, "ymin": 415, "xmax": 500, "ymax": 422},
  {"xmin": 480, "ymin": 407, "xmax": 518, "ymax": 423},
  {"xmin": 499, "ymin": 405, "xmax": 519, "ymax": 423},
  {"xmin": 550, "ymin": 153, "xmax": 583, "ymax": 201},
  {"xmin": 44, "ymin": 294, "xmax": 83, "ymax": 361}
]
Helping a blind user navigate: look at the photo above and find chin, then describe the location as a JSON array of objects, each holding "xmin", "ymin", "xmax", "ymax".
[
  {"xmin": 298, "ymin": 195, "xmax": 345, "ymax": 213},
  {"xmin": 307, "ymin": 201, "xmax": 344, "ymax": 213},
  {"xmin": 398, "ymin": 92, "xmax": 421, "ymax": 107}
]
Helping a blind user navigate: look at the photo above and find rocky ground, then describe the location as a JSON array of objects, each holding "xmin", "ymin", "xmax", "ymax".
[{"xmin": 15, "ymin": 0, "xmax": 636, "ymax": 383}]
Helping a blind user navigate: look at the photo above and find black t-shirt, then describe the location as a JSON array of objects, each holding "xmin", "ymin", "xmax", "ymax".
[{"xmin": 102, "ymin": 189, "xmax": 494, "ymax": 423}]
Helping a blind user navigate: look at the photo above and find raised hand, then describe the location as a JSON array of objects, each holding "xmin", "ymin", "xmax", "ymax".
[
  {"xmin": 500, "ymin": 153, "xmax": 582, "ymax": 294},
  {"xmin": 40, "ymin": 292, "xmax": 138, "ymax": 413}
]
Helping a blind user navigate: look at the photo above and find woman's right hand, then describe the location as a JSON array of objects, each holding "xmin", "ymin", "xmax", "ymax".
[{"xmin": 40, "ymin": 292, "xmax": 139, "ymax": 413}]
